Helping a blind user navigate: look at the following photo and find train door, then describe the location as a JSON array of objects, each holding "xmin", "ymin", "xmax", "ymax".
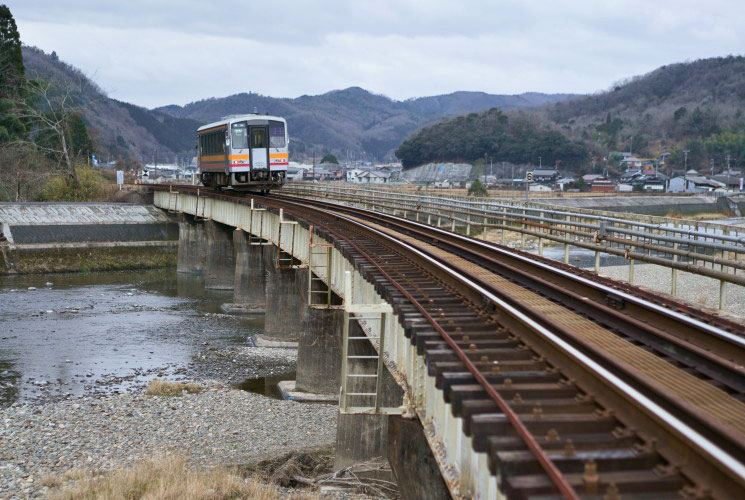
[
  {"xmin": 250, "ymin": 126, "xmax": 269, "ymax": 171},
  {"xmin": 230, "ymin": 122, "xmax": 249, "ymax": 179}
]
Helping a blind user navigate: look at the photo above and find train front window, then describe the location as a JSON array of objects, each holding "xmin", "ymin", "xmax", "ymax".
[
  {"xmin": 269, "ymin": 121, "xmax": 286, "ymax": 148},
  {"xmin": 252, "ymin": 128, "xmax": 267, "ymax": 148},
  {"xmin": 231, "ymin": 123, "xmax": 248, "ymax": 149}
]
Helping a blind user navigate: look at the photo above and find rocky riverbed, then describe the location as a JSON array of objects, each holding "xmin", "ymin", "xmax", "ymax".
[
  {"xmin": 0, "ymin": 269, "xmax": 339, "ymax": 498},
  {"xmin": 0, "ymin": 387, "xmax": 338, "ymax": 498}
]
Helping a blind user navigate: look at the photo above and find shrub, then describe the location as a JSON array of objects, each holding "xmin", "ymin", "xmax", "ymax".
[
  {"xmin": 468, "ymin": 178, "xmax": 488, "ymax": 197},
  {"xmin": 40, "ymin": 166, "xmax": 106, "ymax": 201}
]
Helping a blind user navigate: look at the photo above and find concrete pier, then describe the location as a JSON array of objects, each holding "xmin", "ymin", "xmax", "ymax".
[
  {"xmin": 294, "ymin": 272, "xmax": 344, "ymax": 394},
  {"xmin": 232, "ymin": 230, "xmax": 266, "ymax": 308},
  {"xmin": 204, "ymin": 221, "xmax": 235, "ymax": 290},
  {"xmin": 334, "ymin": 320, "xmax": 403, "ymax": 470},
  {"xmin": 177, "ymin": 215, "xmax": 206, "ymax": 275},
  {"xmin": 388, "ymin": 416, "xmax": 450, "ymax": 500},
  {"xmin": 295, "ymin": 307, "xmax": 344, "ymax": 394},
  {"xmin": 262, "ymin": 246, "xmax": 305, "ymax": 341}
]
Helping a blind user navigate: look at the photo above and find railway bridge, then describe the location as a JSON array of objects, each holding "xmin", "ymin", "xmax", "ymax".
[{"xmin": 154, "ymin": 187, "xmax": 745, "ymax": 500}]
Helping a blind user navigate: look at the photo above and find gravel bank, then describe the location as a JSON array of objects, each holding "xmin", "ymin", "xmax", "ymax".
[{"xmin": 0, "ymin": 387, "xmax": 338, "ymax": 499}]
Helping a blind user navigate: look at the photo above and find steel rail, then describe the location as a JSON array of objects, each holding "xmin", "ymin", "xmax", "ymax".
[
  {"xmin": 301, "ymin": 187, "xmax": 745, "ymax": 272},
  {"xmin": 273, "ymin": 193, "xmax": 745, "ymax": 345},
  {"xmin": 283, "ymin": 189, "xmax": 745, "ymax": 291},
  {"xmin": 285, "ymin": 183, "xmax": 745, "ymax": 244},
  {"xmin": 270, "ymin": 195, "xmax": 745, "ymax": 494},
  {"xmin": 156, "ymin": 186, "xmax": 745, "ymax": 496},
  {"xmin": 290, "ymin": 201, "xmax": 745, "ymax": 495},
  {"xmin": 287, "ymin": 185, "xmax": 745, "ymax": 252},
  {"xmin": 259, "ymin": 198, "xmax": 581, "ymax": 499}
]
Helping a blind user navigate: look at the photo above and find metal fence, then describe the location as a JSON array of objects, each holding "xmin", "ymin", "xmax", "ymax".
[{"xmin": 281, "ymin": 183, "xmax": 745, "ymax": 310}]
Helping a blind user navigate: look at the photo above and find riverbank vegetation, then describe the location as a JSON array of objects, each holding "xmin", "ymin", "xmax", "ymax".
[
  {"xmin": 46, "ymin": 455, "xmax": 313, "ymax": 500},
  {"xmin": 0, "ymin": 5, "xmax": 103, "ymax": 202}
]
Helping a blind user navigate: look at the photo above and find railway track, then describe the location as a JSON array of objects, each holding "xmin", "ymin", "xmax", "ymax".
[{"xmin": 158, "ymin": 185, "xmax": 745, "ymax": 498}]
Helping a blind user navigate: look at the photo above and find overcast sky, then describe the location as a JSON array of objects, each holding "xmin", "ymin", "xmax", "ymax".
[{"xmin": 8, "ymin": 1, "xmax": 745, "ymax": 109}]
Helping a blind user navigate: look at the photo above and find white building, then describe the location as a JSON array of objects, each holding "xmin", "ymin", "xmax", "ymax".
[{"xmin": 348, "ymin": 168, "xmax": 390, "ymax": 184}]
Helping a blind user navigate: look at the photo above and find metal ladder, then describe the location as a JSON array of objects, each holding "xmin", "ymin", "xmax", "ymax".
[
  {"xmin": 339, "ymin": 271, "xmax": 402, "ymax": 415},
  {"xmin": 308, "ymin": 225, "xmax": 336, "ymax": 308},
  {"xmin": 276, "ymin": 208, "xmax": 304, "ymax": 269},
  {"xmin": 247, "ymin": 198, "xmax": 271, "ymax": 246}
]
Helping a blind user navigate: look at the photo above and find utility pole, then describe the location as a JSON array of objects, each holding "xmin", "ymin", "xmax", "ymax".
[
  {"xmin": 484, "ymin": 153, "xmax": 488, "ymax": 184},
  {"xmin": 726, "ymin": 154, "xmax": 731, "ymax": 172},
  {"xmin": 538, "ymin": 156, "xmax": 542, "ymax": 168},
  {"xmin": 683, "ymin": 149, "xmax": 690, "ymax": 171}
]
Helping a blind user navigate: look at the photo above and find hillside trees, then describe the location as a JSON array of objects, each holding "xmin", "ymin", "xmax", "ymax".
[
  {"xmin": 320, "ymin": 153, "xmax": 338, "ymax": 164},
  {"xmin": 0, "ymin": 5, "xmax": 99, "ymax": 200},
  {"xmin": 396, "ymin": 108, "xmax": 588, "ymax": 169},
  {"xmin": 18, "ymin": 78, "xmax": 96, "ymax": 187},
  {"xmin": 0, "ymin": 4, "xmax": 25, "ymax": 142}
]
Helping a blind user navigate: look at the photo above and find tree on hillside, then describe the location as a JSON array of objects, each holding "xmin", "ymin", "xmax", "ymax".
[
  {"xmin": 0, "ymin": 4, "xmax": 25, "ymax": 142},
  {"xmin": 0, "ymin": 4, "xmax": 24, "ymax": 96},
  {"xmin": 18, "ymin": 79, "xmax": 94, "ymax": 187},
  {"xmin": 321, "ymin": 153, "xmax": 338, "ymax": 164}
]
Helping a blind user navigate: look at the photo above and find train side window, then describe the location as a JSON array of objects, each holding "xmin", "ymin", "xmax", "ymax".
[
  {"xmin": 269, "ymin": 121, "xmax": 286, "ymax": 148},
  {"xmin": 231, "ymin": 123, "xmax": 248, "ymax": 149}
]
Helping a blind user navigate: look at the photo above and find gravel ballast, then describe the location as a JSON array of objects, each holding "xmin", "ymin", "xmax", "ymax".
[{"xmin": 0, "ymin": 388, "xmax": 338, "ymax": 499}]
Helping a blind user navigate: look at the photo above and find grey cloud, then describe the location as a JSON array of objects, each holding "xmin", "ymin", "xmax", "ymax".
[{"xmin": 8, "ymin": 1, "xmax": 745, "ymax": 108}]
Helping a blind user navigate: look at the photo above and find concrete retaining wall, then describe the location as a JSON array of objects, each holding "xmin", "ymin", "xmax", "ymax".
[
  {"xmin": 0, "ymin": 202, "xmax": 178, "ymax": 274},
  {"xmin": 535, "ymin": 195, "xmax": 727, "ymax": 216}
]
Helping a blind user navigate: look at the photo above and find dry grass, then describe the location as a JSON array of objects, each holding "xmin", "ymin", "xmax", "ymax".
[
  {"xmin": 145, "ymin": 379, "xmax": 202, "ymax": 397},
  {"xmin": 39, "ymin": 473, "xmax": 63, "ymax": 488},
  {"xmin": 46, "ymin": 455, "xmax": 321, "ymax": 500}
]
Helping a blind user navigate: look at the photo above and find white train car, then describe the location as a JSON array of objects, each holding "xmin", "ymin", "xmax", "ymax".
[{"xmin": 197, "ymin": 113, "xmax": 288, "ymax": 192}]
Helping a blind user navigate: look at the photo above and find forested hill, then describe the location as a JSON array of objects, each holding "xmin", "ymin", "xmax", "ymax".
[
  {"xmin": 22, "ymin": 46, "xmax": 201, "ymax": 163},
  {"xmin": 395, "ymin": 108, "xmax": 588, "ymax": 169},
  {"xmin": 156, "ymin": 88, "xmax": 574, "ymax": 160},
  {"xmin": 399, "ymin": 56, "xmax": 745, "ymax": 171},
  {"xmin": 544, "ymin": 55, "xmax": 745, "ymax": 170}
]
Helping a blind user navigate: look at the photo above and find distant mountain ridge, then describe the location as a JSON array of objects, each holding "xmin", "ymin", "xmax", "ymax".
[
  {"xmin": 398, "ymin": 55, "xmax": 745, "ymax": 172},
  {"xmin": 155, "ymin": 88, "xmax": 574, "ymax": 160}
]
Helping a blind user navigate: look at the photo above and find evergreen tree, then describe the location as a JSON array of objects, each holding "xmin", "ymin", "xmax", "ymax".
[
  {"xmin": 0, "ymin": 4, "xmax": 24, "ymax": 97},
  {"xmin": 321, "ymin": 153, "xmax": 338, "ymax": 164},
  {"xmin": 67, "ymin": 113, "xmax": 93, "ymax": 159},
  {"xmin": 0, "ymin": 5, "xmax": 25, "ymax": 143}
]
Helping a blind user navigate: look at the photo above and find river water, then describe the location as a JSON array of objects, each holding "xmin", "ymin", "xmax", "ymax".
[{"xmin": 0, "ymin": 269, "xmax": 272, "ymax": 407}]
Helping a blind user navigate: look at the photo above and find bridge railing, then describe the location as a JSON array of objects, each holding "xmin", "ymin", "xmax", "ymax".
[{"xmin": 280, "ymin": 182, "xmax": 745, "ymax": 311}]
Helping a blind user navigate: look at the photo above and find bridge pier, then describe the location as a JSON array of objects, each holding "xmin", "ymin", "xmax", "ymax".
[
  {"xmin": 262, "ymin": 247, "xmax": 305, "ymax": 342},
  {"xmin": 177, "ymin": 215, "xmax": 206, "ymax": 275},
  {"xmin": 204, "ymin": 220, "xmax": 236, "ymax": 290},
  {"xmin": 388, "ymin": 415, "xmax": 450, "ymax": 500},
  {"xmin": 295, "ymin": 277, "xmax": 344, "ymax": 394},
  {"xmin": 334, "ymin": 320, "xmax": 403, "ymax": 470},
  {"xmin": 232, "ymin": 230, "xmax": 266, "ymax": 309}
]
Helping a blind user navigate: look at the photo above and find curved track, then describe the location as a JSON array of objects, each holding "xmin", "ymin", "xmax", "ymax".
[{"xmin": 157, "ymin": 185, "xmax": 745, "ymax": 498}]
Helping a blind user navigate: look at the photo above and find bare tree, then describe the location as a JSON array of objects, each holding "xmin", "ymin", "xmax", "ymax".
[
  {"xmin": 0, "ymin": 142, "xmax": 52, "ymax": 201},
  {"xmin": 13, "ymin": 77, "xmax": 88, "ymax": 187}
]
